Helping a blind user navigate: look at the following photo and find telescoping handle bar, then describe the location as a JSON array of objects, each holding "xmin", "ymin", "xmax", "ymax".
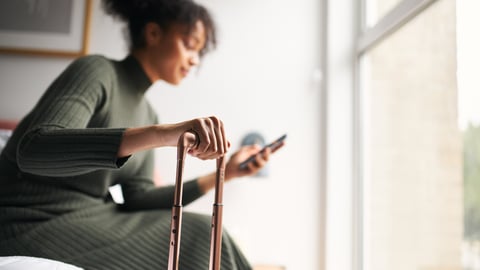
[{"xmin": 167, "ymin": 131, "xmax": 226, "ymax": 270}]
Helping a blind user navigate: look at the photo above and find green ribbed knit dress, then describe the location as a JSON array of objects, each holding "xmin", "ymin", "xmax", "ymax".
[{"xmin": 0, "ymin": 55, "xmax": 252, "ymax": 270}]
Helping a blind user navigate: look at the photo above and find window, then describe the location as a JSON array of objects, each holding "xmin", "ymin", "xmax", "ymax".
[
  {"xmin": 356, "ymin": 0, "xmax": 479, "ymax": 269},
  {"xmin": 457, "ymin": 0, "xmax": 480, "ymax": 269},
  {"xmin": 364, "ymin": 0, "xmax": 404, "ymax": 27}
]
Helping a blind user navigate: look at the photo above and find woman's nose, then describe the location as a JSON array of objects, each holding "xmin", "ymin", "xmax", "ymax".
[{"xmin": 189, "ymin": 53, "xmax": 200, "ymax": 66}]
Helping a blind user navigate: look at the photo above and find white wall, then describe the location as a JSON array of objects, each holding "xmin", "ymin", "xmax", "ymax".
[
  {"xmin": 323, "ymin": 0, "xmax": 356, "ymax": 269},
  {"xmin": 0, "ymin": 0, "xmax": 324, "ymax": 269},
  {"xmin": 0, "ymin": 0, "xmax": 126, "ymax": 119}
]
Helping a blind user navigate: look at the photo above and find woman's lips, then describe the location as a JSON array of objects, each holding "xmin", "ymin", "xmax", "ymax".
[{"xmin": 181, "ymin": 68, "xmax": 189, "ymax": 77}]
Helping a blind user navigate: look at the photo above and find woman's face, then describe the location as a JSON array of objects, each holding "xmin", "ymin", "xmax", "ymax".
[{"xmin": 143, "ymin": 20, "xmax": 206, "ymax": 85}]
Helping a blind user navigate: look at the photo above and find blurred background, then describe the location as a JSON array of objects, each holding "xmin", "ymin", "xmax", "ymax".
[{"xmin": 0, "ymin": 0, "xmax": 478, "ymax": 269}]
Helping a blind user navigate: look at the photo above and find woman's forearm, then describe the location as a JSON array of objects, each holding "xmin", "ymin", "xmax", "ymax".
[
  {"xmin": 117, "ymin": 124, "xmax": 182, "ymax": 157},
  {"xmin": 197, "ymin": 173, "xmax": 218, "ymax": 194},
  {"xmin": 197, "ymin": 168, "xmax": 236, "ymax": 194}
]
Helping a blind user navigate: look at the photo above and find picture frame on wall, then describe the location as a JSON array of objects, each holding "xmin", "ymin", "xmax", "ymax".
[{"xmin": 0, "ymin": 0, "xmax": 92, "ymax": 58}]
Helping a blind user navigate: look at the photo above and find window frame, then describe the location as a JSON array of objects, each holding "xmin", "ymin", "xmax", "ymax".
[{"xmin": 353, "ymin": 1, "xmax": 440, "ymax": 270}]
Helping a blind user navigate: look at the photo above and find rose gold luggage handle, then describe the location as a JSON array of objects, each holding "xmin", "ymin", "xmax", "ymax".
[
  {"xmin": 209, "ymin": 156, "xmax": 225, "ymax": 270},
  {"xmin": 168, "ymin": 131, "xmax": 226, "ymax": 270}
]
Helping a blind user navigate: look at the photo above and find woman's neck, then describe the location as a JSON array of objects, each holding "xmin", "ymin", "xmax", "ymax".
[{"xmin": 131, "ymin": 50, "xmax": 159, "ymax": 83}]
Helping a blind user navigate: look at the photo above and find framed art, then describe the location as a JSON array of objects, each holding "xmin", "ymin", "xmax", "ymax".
[{"xmin": 0, "ymin": 0, "xmax": 92, "ymax": 58}]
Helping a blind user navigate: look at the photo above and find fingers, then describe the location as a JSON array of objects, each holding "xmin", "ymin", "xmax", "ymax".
[
  {"xmin": 210, "ymin": 116, "xmax": 226, "ymax": 156},
  {"xmin": 243, "ymin": 144, "xmax": 262, "ymax": 156},
  {"xmin": 246, "ymin": 146, "xmax": 271, "ymax": 172},
  {"xmin": 219, "ymin": 119, "xmax": 228, "ymax": 154},
  {"xmin": 189, "ymin": 116, "xmax": 229, "ymax": 160}
]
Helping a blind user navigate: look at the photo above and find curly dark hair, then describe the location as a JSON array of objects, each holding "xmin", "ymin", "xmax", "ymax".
[{"xmin": 102, "ymin": 0, "xmax": 217, "ymax": 56}]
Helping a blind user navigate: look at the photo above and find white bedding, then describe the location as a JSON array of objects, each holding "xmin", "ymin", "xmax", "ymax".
[
  {"xmin": 0, "ymin": 129, "xmax": 11, "ymax": 153},
  {"xmin": 0, "ymin": 256, "xmax": 83, "ymax": 270}
]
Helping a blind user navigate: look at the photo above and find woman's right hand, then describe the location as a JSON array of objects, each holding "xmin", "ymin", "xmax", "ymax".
[{"xmin": 183, "ymin": 116, "xmax": 230, "ymax": 160}]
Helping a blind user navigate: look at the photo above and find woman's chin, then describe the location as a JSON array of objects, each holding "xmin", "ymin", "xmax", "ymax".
[{"xmin": 165, "ymin": 77, "xmax": 182, "ymax": 85}]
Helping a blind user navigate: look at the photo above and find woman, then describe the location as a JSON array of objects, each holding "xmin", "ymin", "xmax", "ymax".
[{"xmin": 0, "ymin": 0, "xmax": 273, "ymax": 269}]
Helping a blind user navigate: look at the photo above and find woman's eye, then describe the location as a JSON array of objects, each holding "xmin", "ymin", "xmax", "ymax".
[{"xmin": 184, "ymin": 39, "xmax": 195, "ymax": 49}]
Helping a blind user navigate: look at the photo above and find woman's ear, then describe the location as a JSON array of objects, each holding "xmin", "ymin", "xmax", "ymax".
[{"xmin": 144, "ymin": 22, "xmax": 163, "ymax": 46}]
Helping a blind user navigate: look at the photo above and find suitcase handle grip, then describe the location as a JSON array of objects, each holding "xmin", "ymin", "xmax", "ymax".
[{"xmin": 178, "ymin": 130, "xmax": 199, "ymax": 154}]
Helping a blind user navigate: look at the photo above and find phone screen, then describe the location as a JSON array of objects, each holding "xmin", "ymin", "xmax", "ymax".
[{"xmin": 239, "ymin": 134, "xmax": 287, "ymax": 170}]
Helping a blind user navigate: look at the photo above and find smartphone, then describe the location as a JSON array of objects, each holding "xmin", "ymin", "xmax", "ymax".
[{"xmin": 239, "ymin": 134, "xmax": 287, "ymax": 170}]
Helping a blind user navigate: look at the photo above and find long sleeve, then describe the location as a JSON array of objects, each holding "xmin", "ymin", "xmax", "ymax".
[
  {"xmin": 16, "ymin": 56, "xmax": 127, "ymax": 177},
  {"xmin": 18, "ymin": 127, "xmax": 126, "ymax": 176}
]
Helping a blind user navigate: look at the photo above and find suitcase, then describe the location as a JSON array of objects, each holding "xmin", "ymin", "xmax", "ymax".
[{"xmin": 168, "ymin": 131, "xmax": 226, "ymax": 270}]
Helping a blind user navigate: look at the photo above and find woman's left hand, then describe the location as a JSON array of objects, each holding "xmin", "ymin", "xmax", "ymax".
[
  {"xmin": 196, "ymin": 143, "xmax": 282, "ymax": 193},
  {"xmin": 224, "ymin": 144, "xmax": 271, "ymax": 180}
]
